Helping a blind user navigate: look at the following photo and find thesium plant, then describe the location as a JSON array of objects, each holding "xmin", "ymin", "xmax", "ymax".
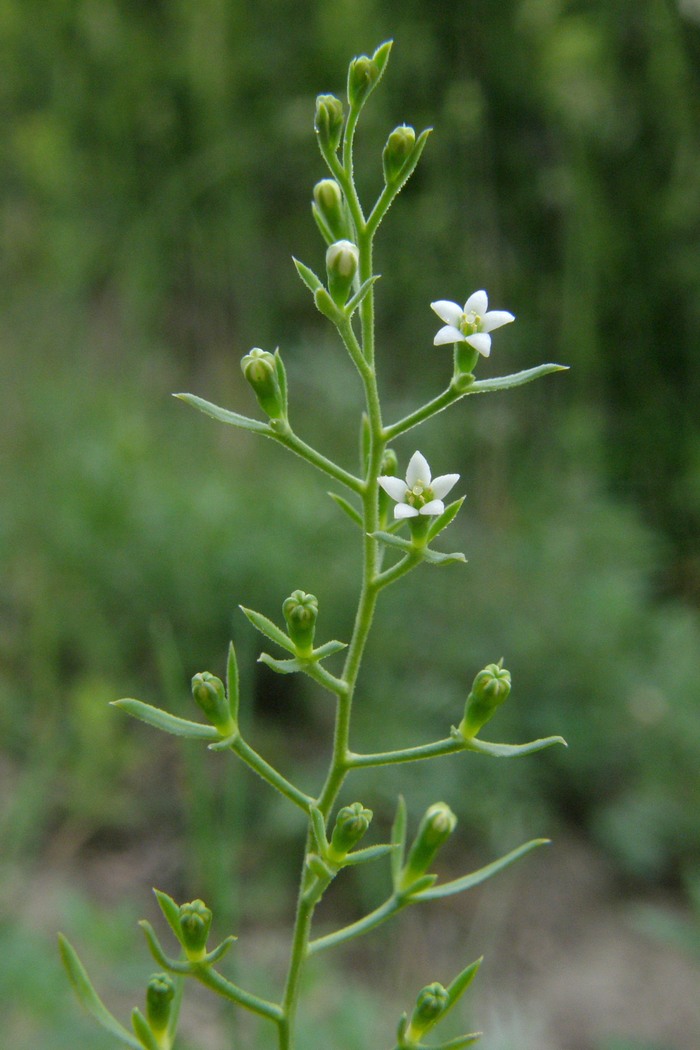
[{"xmin": 59, "ymin": 42, "xmax": 568, "ymax": 1050}]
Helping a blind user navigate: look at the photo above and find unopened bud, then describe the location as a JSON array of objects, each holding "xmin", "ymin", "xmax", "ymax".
[
  {"xmin": 326, "ymin": 239, "xmax": 359, "ymax": 305},
  {"xmin": 191, "ymin": 672, "xmax": 233, "ymax": 733},
  {"xmin": 241, "ymin": 347, "xmax": 285, "ymax": 420},
  {"xmin": 282, "ymin": 590, "xmax": 318, "ymax": 655},
  {"xmin": 313, "ymin": 179, "xmax": 347, "ymax": 241},
  {"xmin": 314, "ymin": 94, "xmax": 344, "ymax": 153},
  {"xmin": 407, "ymin": 982, "xmax": 449, "ymax": 1040},
  {"xmin": 178, "ymin": 899, "xmax": 212, "ymax": 960},
  {"xmin": 382, "ymin": 124, "xmax": 416, "ymax": 184},
  {"xmin": 400, "ymin": 802, "xmax": 457, "ymax": 891},
  {"xmin": 459, "ymin": 660, "xmax": 511, "ymax": 738},
  {"xmin": 146, "ymin": 973, "xmax": 175, "ymax": 1032},
  {"xmin": 329, "ymin": 802, "xmax": 372, "ymax": 861},
  {"xmin": 348, "ymin": 55, "xmax": 379, "ymax": 108}
]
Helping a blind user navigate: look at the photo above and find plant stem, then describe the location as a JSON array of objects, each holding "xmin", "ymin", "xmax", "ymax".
[{"xmin": 347, "ymin": 737, "xmax": 465, "ymax": 768}]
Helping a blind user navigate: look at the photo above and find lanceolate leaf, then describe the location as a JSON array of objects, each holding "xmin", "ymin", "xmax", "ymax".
[
  {"xmin": 258, "ymin": 653, "xmax": 303, "ymax": 674},
  {"xmin": 58, "ymin": 935, "xmax": 141, "ymax": 1050},
  {"xmin": 370, "ymin": 530, "xmax": 414, "ymax": 553},
  {"xmin": 240, "ymin": 606, "xmax": 296, "ymax": 653},
  {"xmin": 226, "ymin": 641, "xmax": 240, "ymax": 724},
  {"xmin": 427, "ymin": 497, "xmax": 466, "ymax": 542},
  {"xmin": 313, "ymin": 639, "xmax": 347, "ymax": 658},
  {"xmin": 414, "ymin": 838, "xmax": 549, "ymax": 901},
  {"xmin": 329, "ymin": 491, "xmax": 363, "ymax": 527},
  {"xmin": 421, "ymin": 548, "xmax": 467, "ymax": 566},
  {"xmin": 174, "ymin": 393, "xmax": 271, "ymax": 434},
  {"xmin": 292, "ymin": 256, "xmax": 324, "ymax": 294},
  {"xmin": 111, "ymin": 699, "xmax": 218, "ymax": 740},
  {"xmin": 153, "ymin": 888, "xmax": 183, "ymax": 944},
  {"xmin": 131, "ymin": 1009, "xmax": 160, "ymax": 1050},
  {"xmin": 391, "ymin": 795, "xmax": 407, "ymax": 884},
  {"xmin": 467, "ymin": 363, "xmax": 568, "ymax": 395},
  {"xmin": 463, "ymin": 734, "xmax": 567, "ymax": 758}
]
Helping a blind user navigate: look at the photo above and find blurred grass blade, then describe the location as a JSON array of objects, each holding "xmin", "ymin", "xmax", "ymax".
[
  {"xmin": 111, "ymin": 698, "xmax": 218, "ymax": 740},
  {"xmin": 58, "ymin": 934, "xmax": 141, "ymax": 1049}
]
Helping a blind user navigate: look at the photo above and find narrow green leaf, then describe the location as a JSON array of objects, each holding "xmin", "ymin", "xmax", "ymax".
[
  {"xmin": 329, "ymin": 491, "xmax": 363, "ymax": 527},
  {"xmin": 111, "ymin": 699, "xmax": 218, "ymax": 740},
  {"xmin": 240, "ymin": 606, "xmax": 296, "ymax": 653},
  {"xmin": 391, "ymin": 796, "xmax": 407, "ymax": 885},
  {"xmin": 444, "ymin": 958, "xmax": 483, "ymax": 1013},
  {"xmin": 372, "ymin": 39, "xmax": 393, "ymax": 78},
  {"xmin": 203, "ymin": 935, "xmax": 237, "ymax": 965},
  {"xmin": 174, "ymin": 393, "xmax": 271, "ymax": 434},
  {"xmin": 258, "ymin": 653, "xmax": 303, "ymax": 674},
  {"xmin": 414, "ymin": 839, "xmax": 549, "ymax": 902},
  {"xmin": 433, "ymin": 1033, "xmax": 482, "ymax": 1049},
  {"xmin": 153, "ymin": 889, "xmax": 183, "ymax": 944},
  {"xmin": 274, "ymin": 348, "xmax": 288, "ymax": 414},
  {"xmin": 342, "ymin": 843, "xmax": 396, "ymax": 866},
  {"xmin": 131, "ymin": 1008, "xmax": 160, "ymax": 1050},
  {"xmin": 312, "ymin": 639, "xmax": 347, "ymax": 658},
  {"xmin": 421, "ymin": 548, "xmax": 467, "ymax": 566},
  {"xmin": 293, "ymin": 256, "xmax": 324, "ymax": 293},
  {"xmin": 167, "ymin": 975, "xmax": 184, "ymax": 1042},
  {"xmin": 403, "ymin": 873, "xmax": 438, "ymax": 897},
  {"xmin": 463, "ymin": 734, "xmax": 567, "ymax": 758},
  {"xmin": 58, "ymin": 935, "xmax": 141, "ymax": 1049},
  {"xmin": 370, "ymin": 530, "xmax": 414, "ymax": 553},
  {"xmin": 138, "ymin": 921, "xmax": 188, "ymax": 973},
  {"xmin": 390, "ymin": 127, "xmax": 432, "ymax": 197},
  {"xmin": 467, "ymin": 363, "xmax": 568, "ymax": 395},
  {"xmin": 226, "ymin": 641, "xmax": 240, "ymax": 724},
  {"xmin": 311, "ymin": 204, "xmax": 335, "ymax": 245},
  {"xmin": 310, "ymin": 806, "xmax": 329, "ymax": 851},
  {"xmin": 426, "ymin": 497, "xmax": 466, "ymax": 542},
  {"xmin": 346, "ymin": 275, "xmax": 380, "ymax": 316}
]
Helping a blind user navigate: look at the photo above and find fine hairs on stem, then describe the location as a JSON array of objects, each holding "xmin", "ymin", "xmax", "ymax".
[{"xmin": 59, "ymin": 41, "xmax": 567, "ymax": 1050}]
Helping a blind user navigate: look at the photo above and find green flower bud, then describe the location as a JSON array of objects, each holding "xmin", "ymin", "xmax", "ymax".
[
  {"xmin": 178, "ymin": 899, "xmax": 212, "ymax": 961},
  {"xmin": 313, "ymin": 179, "xmax": 347, "ymax": 241},
  {"xmin": 459, "ymin": 660, "xmax": 511, "ymax": 738},
  {"xmin": 400, "ymin": 802, "xmax": 457, "ymax": 891},
  {"xmin": 382, "ymin": 124, "xmax": 416, "ymax": 185},
  {"xmin": 314, "ymin": 94, "xmax": 344, "ymax": 153},
  {"xmin": 406, "ymin": 982, "xmax": 449, "ymax": 1040},
  {"xmin": 241, "ymin": 347, "xmax": 285, "ymax": 420},
  {"xmin": 328, "ymin": 802, "xmax": 372, "ymax": 861},
  {"xmin": 326, "ymin": 239, "xmax": 359, "ymax": 305},
  {"xmin": 191, "ymin": 671, "xmax": 233, "ymax": 733},
  {"xmin": 282, "ymin": 590, "xmax": 318, "ymax": 656},
  {"xmin": 347, "ymin": 55, "xmax": 379, "ymax": 109},
  {"xmin": 146, "ymin": 972, "xmax": 175, "ymax": 1033},
  {"xmin": 378, "ymin": 447, "xmax": 399, "ymax": 524}
]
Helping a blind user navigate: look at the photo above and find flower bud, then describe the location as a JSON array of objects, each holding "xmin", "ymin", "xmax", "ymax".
[
  {"xmin": 326, "ymin": 239, "xmax": 359, "ymax": 305},
  {"xmin": 378, "ymin": 447, "xmax": 399, "ymax": 524},
  {"xmin": 406, "ymin": 982, "xmax": 449, "ymax": 1040},
  {"xmin": 178, "ymin": 899, "xmax": 212, "ymax": 960},
  {"xmin": 241, "ymin": 347, "xmax": 285, "ymax": 420},
  {"xmin": 382, "ymin": 124, "xmax": 416, "ymax": 185},
  {"xmin": 329, "ymin": 802, "xmax": 372, "ymax": 861},
  {"xmin": 313, "ymin": 179, "xmax": 347, "ymax": 241},
  {"xmin": 282, "ymin": 590, "xmax": 318, "ymax": 656},
  {"xmin": 459, "ymin": 660, "xmax": 511, "ymax": 738},
  {"xmin": 400, "ymin": 802, "xmax": 457, "ymax": 891},
  {"xmin": 146, "ymin": 973, "xmax": 175, "ymax": 1032},
  {"xmin": 348, "ymin": 55, "xmax": 379, "ymax": 108},
  {"xmin": 314, "ymin": 94, "xmax": 344, "ymax": 153},
  {"xmin": 191, "ymin": 671, "xmax": 233, "ymax": 733}
]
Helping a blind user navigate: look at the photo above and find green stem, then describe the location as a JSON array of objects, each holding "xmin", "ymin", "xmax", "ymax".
[
  {"xmin": 230, "ymin": 736, "xmax": 314, "ymax": 813},
  {"xmin": 347, "ymin": 737, "xmax": 464, "ymax": 769},
  {"xmin": 373, "ymin": 553, "xmax": 420, "ymax": 590},
  {"xmin": 307, "ymin": 894, "xmax": 405, "ymax": 955},
  {"xmin": 193, "ymin": 966, "xmax": 283, "ymax": 1023},
  {"xmin": 271, "ymin": 425, "xmax": 363, "ymax": 493},
  {"xmin": 383, "ymin": 385, "xmax": 460, "ymax": 441}
]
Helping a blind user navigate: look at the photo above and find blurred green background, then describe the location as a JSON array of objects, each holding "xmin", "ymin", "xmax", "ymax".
[{"xmin": 2, "ymin": 1, "xmax": 700, "ymax": 1047}]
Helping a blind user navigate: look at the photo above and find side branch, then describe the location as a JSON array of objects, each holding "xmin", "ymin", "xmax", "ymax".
[
  {"xmin": 228, "ymin": 736, "xmax": 314, "ymax": 813},
  {"xmin": 271, "ymin": 425, "xmax": 364, "ymax": 494},
  {"xmin": 347, "ymin": 737, "xmax": 464, "ymax": 769}
]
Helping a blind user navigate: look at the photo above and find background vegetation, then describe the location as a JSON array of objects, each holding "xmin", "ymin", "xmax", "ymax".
[{"xmin": 2, "ymin": 1, "xmax": 700, "ymax": 1047}]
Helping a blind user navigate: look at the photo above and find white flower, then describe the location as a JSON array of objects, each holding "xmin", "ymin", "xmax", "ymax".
[
  {"xmin": 431, "ymin": 290, "xmax": 515, "ymax": 357},
  {"xmin": 378, "ymin": 451, "xmax": 460, "ymax": 520}
]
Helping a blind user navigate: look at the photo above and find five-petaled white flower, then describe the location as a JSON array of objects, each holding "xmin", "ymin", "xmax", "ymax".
[
  {"xmin": 431, "ymin": 290, "xmax": 515, "ymax": 357},
  {"xmin": 378, "ymin": 451, "xmax": 460, "ymax": 520}
]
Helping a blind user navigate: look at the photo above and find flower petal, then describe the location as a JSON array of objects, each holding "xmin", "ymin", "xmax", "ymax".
[
  {"xmin": 430, "ymin": 300, "xmax": 463, "ymax": 327},
  {"xmin": 378, "ymin": 475, "xmax": 408, "ymax": 502},
  {"xmin": 464, "ymin": 289, "xmax": 488, "ymax": 315},
  {"xmin": 430, "ymin": 473, "xmax": 460, "ymax": 500},
  {"xmin": 465, "ymin": 332, "xmax": 492, "ymax": 357},
  {"xmin": 406, "ymin": 451, "xmax": 431, "ymax": 489},
  {"xmin": 395, "ymin": 503, "xmax": 419, "ymax": 519},
  {"xmin": 433, "ymin": 325, "xmax": 464, "ymax": 346},
  {"xmin": 419, "ymin": 499, "xmax": 445, "ymax": 516},
  {"xmin": 481, "ymin": 310, "xmax": 515, "ymax": 333}
]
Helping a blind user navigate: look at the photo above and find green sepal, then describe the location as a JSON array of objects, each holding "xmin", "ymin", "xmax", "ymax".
[
  {"xmin": 391, "ymin": 795, "xmax": 407, "ymax": 885},
  {"xmin": 154, "ymin": 889, "xmax": 185, "ymax": 944},
  {"xmin": 174, "ymin": 393, "xmax": 271, "ymax": 434},
  {"xmin": 420, "ymin": 548, "xmax": 467, "ymax": 566},
  {"xmin": 312, "ymin": 640, "xmax": 347, "ymax": 658},
  {"xmin": 57, "ymin": 934, "xmax": 142, "ymax": 1050},
  {"xmin": 426, "ymin": 497, "xmax": 465, "ymax": 542},
  {"xmin": 341, "ymin": 843, "xmax": 396, "ymax": 867},
  {"xmin": 258, "ymin": 653, "xmax": 303, "ymax": 675},
  {"xmin": 111, "ymin": 699, "xmax": 218, "ymax": 741},
  {"xmin": 329, "ymin": 492, "xmax": 363, "ymax": 525},
  {"xmin": 274, "ymin": 348, "xmax": 288, "ymax": 417},
  {"xmin": 240, "ymin": 606, "xmax": 296, "ymax": 654},
  {"xmin": 226, "ymin": 641, "xmax": 240, "ymax": 725},
  {"xmin": 345, "ymin": 275, "xmax": 380, "ymax": 316},
  {"xmin": 293, "ymin": 257, "xmax": 324, "ymax": 295},
  {"xmin": 131, "ymin": 1008, "xmax": 160, "ymax": 1050},
  {"xmin": 465, "ymin": 363, "xmax": 568, "ymax": 396},
  {"xmin": 413, "ymin": 839, "xmax": 549, "ymax": 902},
  {"xmin": 453, "ymin": 727, "xmax": 568, "ymax": 757}
]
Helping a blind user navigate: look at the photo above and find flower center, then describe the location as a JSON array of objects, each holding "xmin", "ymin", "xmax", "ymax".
[
  {"xmin": 406, "ymin": 479, "xmax": 431, "ymax": 508},
  {"xmin": 459, "ymin": 310, "xmax": 481, "ymax": 336}
]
